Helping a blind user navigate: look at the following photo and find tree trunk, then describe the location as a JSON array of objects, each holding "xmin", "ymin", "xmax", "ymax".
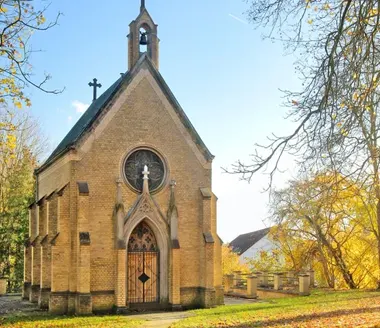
[
  {"xmin": 376, "ymin": 198, "xmax": 380, "ymax": 289},
  {"xmin": 305, "ymin": 215, "xmax": 357, "ymax": 289}
]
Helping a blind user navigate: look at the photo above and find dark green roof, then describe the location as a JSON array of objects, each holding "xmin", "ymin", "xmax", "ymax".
[
  {"xmin": 41, "ymin": 77, "xmax": 123, "ymax": 169},
  {"xmin": 37, "ymin": 54, "xmax": 213, "ymax": 173}
]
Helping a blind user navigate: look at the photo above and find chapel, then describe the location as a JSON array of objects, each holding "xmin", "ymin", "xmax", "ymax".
[{"xmin": 23, "ymin": 1, "xmax": 223, "ymax": 314}]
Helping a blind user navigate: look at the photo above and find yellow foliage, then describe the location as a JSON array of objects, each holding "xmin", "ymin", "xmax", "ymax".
[
  {"xmin": 271, "ymin": 172, "xmax": 379, "ymax": 289},
  {"xmin": 222, "ymin": 245, "xmax": 249, "ymax": 275}
]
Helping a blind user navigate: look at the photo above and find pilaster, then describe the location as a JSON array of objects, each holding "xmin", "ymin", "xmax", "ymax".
[
  {"xmin": 76, "ymin": 182, "xmax": 92, "ymax": 314},
  {"xmin": 39, "ymin": 196, "xmax": 52, "ymax": 309},
  {"xmin": 170, "ymin": 247, "xmax": 181, "ymax": 309},
  {"xmin": 50, "ymin": 185, "xmax": 70, "ymax": 314},
  {"xmin": 115, "ymin": 249, "xmax": 127, "ymax": 310},
  {"xmin": 30, "ymin": 203, "xmax": 40, "ymax": 303},
  {"xmin": 114, "ymin": 178, "xmax": 127, "ymax": 311},
  {"xmin": 23, "ymin": 238, "xmax": 32, "ymax": 300}
]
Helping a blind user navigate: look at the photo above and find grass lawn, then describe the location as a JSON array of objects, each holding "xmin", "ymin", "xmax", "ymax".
[
  {"xmin": 172, "ymin": 290, "xmax": 380, "ymax": 328},
  {"xmin": 2, "ymin": 290, "xmax": 380, "ymax": 327},
  {"xmin": 0, "ymin": 315, "xmax": 145, "ymax": 327}
]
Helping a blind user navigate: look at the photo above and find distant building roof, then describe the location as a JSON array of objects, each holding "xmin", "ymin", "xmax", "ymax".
[{"xmin": 229, "ymin": 227, "xmax": 271, "ymax": 255}]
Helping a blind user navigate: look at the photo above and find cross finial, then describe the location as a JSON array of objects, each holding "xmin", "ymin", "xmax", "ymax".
[
  {"xmin": 142, "ymin": 165, "xmax": 150, "ymax": 193},
  {"xmin": 88, "ymin": 78, "xmax": 102, "ymax": 102}
]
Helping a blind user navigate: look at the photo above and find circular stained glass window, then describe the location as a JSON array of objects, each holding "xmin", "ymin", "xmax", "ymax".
[{"xmin": 124, "ymin": 149, "xmax": 166, "ymax": 193}]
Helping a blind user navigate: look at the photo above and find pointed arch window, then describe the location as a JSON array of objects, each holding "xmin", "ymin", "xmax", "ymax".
[{"xmin": 128, "ymin": 221, "xmax": 158, "ymax": 251}]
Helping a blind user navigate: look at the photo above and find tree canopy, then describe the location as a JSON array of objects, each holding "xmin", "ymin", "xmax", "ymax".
[{"xmin": 232, "ymin": 0, "xmax": 380, "ymax": 287}]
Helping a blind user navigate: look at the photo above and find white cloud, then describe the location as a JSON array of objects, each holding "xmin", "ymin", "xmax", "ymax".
[
  {"xmin": 228, "ymin": 14, "xmax": 248, "ymax": 25},
  {"xmin": 72, "ymin": 100, "xmax": 89, "ymax": 114}
]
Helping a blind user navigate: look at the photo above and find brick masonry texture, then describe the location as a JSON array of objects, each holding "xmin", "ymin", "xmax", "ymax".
[{"xmin": 24, "ymin": 6, "xmax": 223, "ymax": 314}]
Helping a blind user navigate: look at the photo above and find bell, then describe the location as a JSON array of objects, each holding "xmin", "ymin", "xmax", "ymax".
[{"xmin": 139, "ymin": 32, "xmax": 148, "ymax": 46}]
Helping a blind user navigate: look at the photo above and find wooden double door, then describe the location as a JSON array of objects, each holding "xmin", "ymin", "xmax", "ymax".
[{"xmin": 127, "ymin": 221, "xmax": 160, "ymax": 304}]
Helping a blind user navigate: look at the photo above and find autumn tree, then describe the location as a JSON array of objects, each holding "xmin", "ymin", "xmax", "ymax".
[
  {"xmin": 0, "ymin": 1, "xmax": 60, "ymax": 107},
  {"xmin": 229, "ymin": 0, "xmax": 380, "ymax": 287},
  {"xmin": 0, "ymin": 0, "xmax": 60, "ymax": 154},
  {"xmin": 0, "ymin": 110, "xmax": 44, "ymax": 291},
  {"xmin": 270, "ymin": 173, "xmax": 378, "ymax": 289},
  {"xmin": 245, "ymin": 248, "xmax": 284, "ymax": 272},
  {"xmin": 222, "ymin": 244, "xmax": 249, "ymax": 275}
]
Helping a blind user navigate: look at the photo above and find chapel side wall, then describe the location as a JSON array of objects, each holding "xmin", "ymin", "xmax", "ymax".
[
  {"xmin": 36, "ymin": 156, "xmax": 76, "ymax": 313},
  {"xmin": 74, "ymin": 75, "xmax": 212, "ymax": 308},
  {"xmin": 212, "ymin": 194, "xmax": 223, "ymax": 305},
  {"xmin": 50, "ymin": 185, "xmax": 72, "ymax": 314},
  {"xmin": 37, "ymin": 155, "xmax": 73, "ymax": 198}
]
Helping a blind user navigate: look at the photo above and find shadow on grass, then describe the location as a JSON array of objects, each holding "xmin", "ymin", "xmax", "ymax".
[
  {"xmin": 191, "ymin": 304, "xmax": 288, "ymax": 317},
  {"xmin": 0, "ymin": 313, "xmax": 123, "ymax": 326},
  {"xmin": 225, "ymin": 305, "xmax": 380, "ymax": 327}
]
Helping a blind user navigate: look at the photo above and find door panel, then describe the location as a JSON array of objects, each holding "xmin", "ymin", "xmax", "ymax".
[{"xmin": 128, "ymin": 251, "xmax": 159, "ymax": 304}]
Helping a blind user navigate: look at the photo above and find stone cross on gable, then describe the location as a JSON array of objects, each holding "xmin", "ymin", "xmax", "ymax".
[{"xmin": 88, "ymin": 78, "xmax": 102, "ymax": 102}]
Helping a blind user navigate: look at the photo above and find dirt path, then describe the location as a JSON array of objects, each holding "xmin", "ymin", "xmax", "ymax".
[
  {"xmin": 0, "ymin": 295, "xmax": 192, "ymax": 327},
  {"xmin": 0, "ymin": 295, "xmax": 41, "ymax": 316}
]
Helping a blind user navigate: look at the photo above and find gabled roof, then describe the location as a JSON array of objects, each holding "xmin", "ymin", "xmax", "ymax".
[
  {"xmin": 37, "ymin": 54, "xmax": 214, "ymax": 173},
  {"xmin": 133, "ymin": 7, "xmax": 156, "ymax": 26},
  {"xmin": 229, "ymin": 227, "xmax": 271, "ymax": 256}
]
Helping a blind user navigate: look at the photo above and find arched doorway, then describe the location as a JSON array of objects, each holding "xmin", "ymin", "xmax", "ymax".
[{"xmin": 127, "ymin": 221, "xmax": 159, "ymax": 304}]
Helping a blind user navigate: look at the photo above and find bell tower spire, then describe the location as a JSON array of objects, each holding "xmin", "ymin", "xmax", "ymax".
[{"xmin": 128, "ymin": 1, "xmax": 160, "ymax": 70}]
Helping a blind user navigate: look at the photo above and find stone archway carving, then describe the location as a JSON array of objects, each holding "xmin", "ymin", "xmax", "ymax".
[{"xmin": 124, "ymin": 213, "xmax": 169, "ymax": 304}]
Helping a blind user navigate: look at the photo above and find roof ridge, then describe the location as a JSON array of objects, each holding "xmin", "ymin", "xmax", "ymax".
[
  {"xmin": 229, "ymin": 227, "xmax": 272, "ymax": 256},
  {"xmin": 37, "ymin": 53, "xmax": 213, "ymax": 173},
  {"xmin": 37, "ymin": 76, "xmax": 124, "ymax": 172}
]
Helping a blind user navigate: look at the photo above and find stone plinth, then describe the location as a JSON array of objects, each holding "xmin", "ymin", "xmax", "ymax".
[
  {"xmin": 224, "ymin": 275, "xmax": 234, "ymax": 293},
  {"xmin": 274, "ymin": 273, "xmax": 283, "ymax": 290},
  {"xmin": 0, "ymin": 279, "xmax": 7, "ymax": 295},
  {"xmin": 246, "ymin": 276, "xmax": 258, "ymax": 298},
  {"xmin": 299, "ymin": 274, "xmax": 310, "ymax": 296}
]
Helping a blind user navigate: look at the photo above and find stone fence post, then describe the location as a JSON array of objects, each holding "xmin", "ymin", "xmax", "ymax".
[
  {"xmin": 307, "ymin": 270, "xmax": 315, "ymax": 287},
  {"xmin": 246, "ymin": 276, "xmax": 258, "ymax": 298},
  {"xmin": 0, "ymin": 279, "xmax": 7, "ymax": 296},
  {"xmin": 261, "ymin": 271, "xmax": 268, "ymax": 287},
  {"xmin": 274, "ymin": 273, "xmax": 283, "ymax": 290},
  {"xmin": 298, "ymin": 274, "xmax": 310, "ymax": 296},
  {"xmin": 224, "ymin": 275, "xmax": 234, "ymax": 293}
]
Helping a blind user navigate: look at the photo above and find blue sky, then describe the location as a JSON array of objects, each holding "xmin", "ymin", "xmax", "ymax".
[{"xmin": 27, "ymin": 0, "xmax": 300, "ymax": 242}]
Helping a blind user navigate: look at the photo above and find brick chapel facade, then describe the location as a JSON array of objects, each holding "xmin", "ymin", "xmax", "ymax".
[{"xmin": 23, "ymin": 2, "xmax": 223, "ymax": 314}]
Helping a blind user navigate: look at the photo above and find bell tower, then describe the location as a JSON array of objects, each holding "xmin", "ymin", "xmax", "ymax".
[{"xmin": 128, "ymin": 0, "xmax": 160, "ymax": 70}]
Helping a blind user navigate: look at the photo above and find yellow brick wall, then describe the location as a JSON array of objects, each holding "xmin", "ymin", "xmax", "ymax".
[
  {"xmin": 37, "ymin": 156, "xmax": 73, "ymax": 198},
  {"xmin": 48, "ymin": 196, "xmax": 58, "ymax": 236},
  {"xmin": 33, "ymin": 65, "xmax": 223, "ymax": 311},
  {"xmin": 51, "ymin": 187, "xmax": 71, "ymax": 293},
  {"xmin": 74, "ymin": 75, "xmax": 211, "ymax": 294}
]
